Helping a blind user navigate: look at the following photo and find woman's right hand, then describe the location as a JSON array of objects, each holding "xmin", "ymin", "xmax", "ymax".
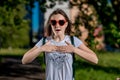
[{"xmin": 41, "ymin": 41, "xmax": 57, "ymax": 52}]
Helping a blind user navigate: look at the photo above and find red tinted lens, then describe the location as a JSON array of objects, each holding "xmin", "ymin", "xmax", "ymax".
[
  {"xmin": 59, "ymin": 20, "xmax": 65, "ymax": 26},
  {"xmin": 50, "ymin": 20, "xmax": 66, "ymax": 26},
  {"xmin": 51, "ymin": 20, "xmax": 57, "ymax": 26}
]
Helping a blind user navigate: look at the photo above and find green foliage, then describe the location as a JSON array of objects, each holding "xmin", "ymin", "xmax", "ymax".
[
  {"xmin": 70, "ymin": 1, "xmax": 99, "ymax": 49},
  {"xmin": 70, "ymin": 0, "xmax": 120, "ymax": 49},
  {"xmin": 104, "ymin": 23, "xmax": 120, "ymax": 46},
  {"xmin": 1, "ymin": 0, "xmax": 118, "ymax": 49},
  {"xmin": 88, "ymin": 0, "xmax": 120, "ymax": 48},
  {"xmin": 74, "ymin": 52, "xmax": 120, "ymax": 80},
  {"xmin": 0, "ymin": 0, "xmax": 30, "ymax": 48},
  {"xmin": 0, "ymin": 49, "xmax": 120, "ymax": 80},
  {"xmin": 0, "ymin": 48, "xmax": 27, "ymax": 56},
  {"xmin": 37, "ymin": 51, "xmax": 120, "ymax": 80}
]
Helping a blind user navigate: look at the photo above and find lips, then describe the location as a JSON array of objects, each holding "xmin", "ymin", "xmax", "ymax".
[{"xmin": 55, "ymin": 29, "xmax": 61, "ymax": 31}]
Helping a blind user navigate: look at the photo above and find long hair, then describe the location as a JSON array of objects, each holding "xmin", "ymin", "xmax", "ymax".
[{"xmin": 44, "ymin": 8, "xmax": 72, "ymax": 36}]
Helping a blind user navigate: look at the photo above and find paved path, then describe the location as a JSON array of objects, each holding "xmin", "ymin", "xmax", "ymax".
[{"xmin": 0, "ymin": 57, "xmax": 45, "ymax": 80}]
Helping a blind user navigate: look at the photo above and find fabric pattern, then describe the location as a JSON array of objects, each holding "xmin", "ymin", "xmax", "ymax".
[{"xmin": 35, "ymin": 35, "xmax": 83, "ymax": 80}]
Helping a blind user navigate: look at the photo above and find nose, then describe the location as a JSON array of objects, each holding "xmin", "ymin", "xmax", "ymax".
[{"xmin": 55, "ymin": 23, "xmax": 60, "ymax": 28}]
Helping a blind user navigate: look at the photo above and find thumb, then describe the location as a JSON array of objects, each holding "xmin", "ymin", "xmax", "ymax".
[{"xmin": 65, "ymin": 41, "xmax": 71, "ymax": 45}]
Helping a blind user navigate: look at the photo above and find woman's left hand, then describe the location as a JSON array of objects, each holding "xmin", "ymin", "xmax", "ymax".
[{"xmin": 57, "ymin": 41, "xmax": 75, "ymax": 53}]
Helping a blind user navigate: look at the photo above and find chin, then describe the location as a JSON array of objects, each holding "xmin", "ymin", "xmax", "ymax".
[{"xmin": 55, "ymin": 33, "xmax": 62, "ymax": 36}]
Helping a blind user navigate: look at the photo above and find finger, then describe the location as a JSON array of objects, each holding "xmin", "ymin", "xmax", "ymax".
[
  {"xmin": 45, "ymin": 41, "xmax": 51, "ymax": 45},
  {"xmin": 65, "ymin": 41, "xmax": 71, "ymax": 45}
]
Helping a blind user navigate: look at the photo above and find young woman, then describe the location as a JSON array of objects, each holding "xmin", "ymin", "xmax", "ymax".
[{"xmin": 22, "ymin": 8, "xmax": 98, "ymax": 80}]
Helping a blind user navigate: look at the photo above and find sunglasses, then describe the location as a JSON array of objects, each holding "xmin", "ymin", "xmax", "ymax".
[{"xmin": 50, "ymin": 20, "xmax": 66, "ymax": 26}]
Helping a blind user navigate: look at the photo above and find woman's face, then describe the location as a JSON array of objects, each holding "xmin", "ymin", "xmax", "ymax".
[{"xmin": 50, "ymin": 14, "xmax": 68, "ymax": 36}]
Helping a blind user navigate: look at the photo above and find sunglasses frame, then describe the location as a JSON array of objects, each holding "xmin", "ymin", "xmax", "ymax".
[{"xmin": 50, "ymin": 19, "xmax": 66, "ymax": 26}]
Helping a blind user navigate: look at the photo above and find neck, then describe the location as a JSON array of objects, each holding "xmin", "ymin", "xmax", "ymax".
[{"xmin": 53, "ymin": 34, "xmax": 65, "ymax": 42}]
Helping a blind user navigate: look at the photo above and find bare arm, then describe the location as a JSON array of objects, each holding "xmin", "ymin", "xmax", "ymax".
[
  {"xmin": 58, "ymin": 41, "xmax": 98, "ymax": 64},
  {"xmin": 22, "ymin": 41, "xmax": 57, "ymax": 64},
  {"xmin": 22, "ymin": 46, "xmax": 43, "ymax": 64},
  {"xmin": 74, "ymin": 44, "xmax": 98, "ymax": 64}
]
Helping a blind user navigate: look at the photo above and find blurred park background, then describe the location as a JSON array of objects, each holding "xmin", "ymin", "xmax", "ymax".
[{"xmin": 0, "ymin": 0, "xmax": 120, "ymax": 80}]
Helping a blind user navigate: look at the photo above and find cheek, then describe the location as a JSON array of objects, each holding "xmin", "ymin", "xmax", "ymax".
[{"xmin": 63, "ymin": 23, "xmax": 68, "ymax": 30}]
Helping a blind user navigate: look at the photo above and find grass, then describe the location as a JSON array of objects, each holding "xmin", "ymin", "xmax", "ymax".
[
  {"xmin": 0, "ymin": 49, "xmax": 120, "ymax": 80},
  {"xmin": 75, "ymin": 51, "xmax": 120, "ymax": 80},
  {"xmin": 0, "ymin": 48, "xmax": 27, "ymax": 56},
  {"xmin": 0, "ymin": 48, "xmax": 27, "ymax": 62}
]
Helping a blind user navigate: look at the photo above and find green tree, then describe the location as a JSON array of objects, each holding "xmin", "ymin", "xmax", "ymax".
[
  {"xmin": 0, "ymin": 0, "xmax": 30, "ymax": 48},
  {"xmin": 88, "ymin": 0, "xmax": 120, "ymax": 48},
  {"xmin": 69, "ymin": 0, "xmax": 120, "ymax": 49},
  {"xmin": 28, "ymin": 0, "xmax": 120, "ymax": 49},
  {"xmin": 70, "ymin": 0, "xmax": 99, "ymax": 50}
]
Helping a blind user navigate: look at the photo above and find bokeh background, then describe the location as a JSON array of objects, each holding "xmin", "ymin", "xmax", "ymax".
[{"xmin": 0, "ymin": 0, "xmax": 120, "ymax": 80}]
